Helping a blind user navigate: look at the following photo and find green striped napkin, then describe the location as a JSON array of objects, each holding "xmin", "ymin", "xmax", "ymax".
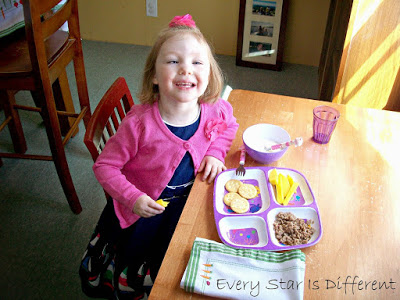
[{"xmin": 180, "ymin": 237, "xmax": 306, "ymax": 300}]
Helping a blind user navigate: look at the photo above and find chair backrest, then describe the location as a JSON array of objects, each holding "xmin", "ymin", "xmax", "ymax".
[
  {"xmin": 84, "ymin": 77, "xmax": 134, "ymax": 162},
  {"xmin": 23, "ymin": 0, "xmax": 81, "ymax": 78}
]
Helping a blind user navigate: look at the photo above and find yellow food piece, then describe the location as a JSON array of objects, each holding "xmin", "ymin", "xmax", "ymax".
[
  {"xmin": 279, "ymin": 174, "xmax": 290, "ymax": 198},
  {"xmin": 269, "ymin": 169, "xmax": 278, "ymax": 186},
  {"xmin": 287, "ymin": 174, "xmax": 294, "ymax": 187},
  {"xmin": 276, "ymin": 174, "xmax": 284, "ymax": 204},
  {"xmin": 156, "ymin": 199, "xmax": 169, "ymax": 207},
  {"xmin": 282, "ymin": 182, "xmax": 299, "ymax": 206},
  {"xmin": 271, "ymin": 169, "xmax": 300, "ymax": 205}
]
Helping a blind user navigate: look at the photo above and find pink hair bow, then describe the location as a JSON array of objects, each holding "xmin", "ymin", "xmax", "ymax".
[{"xmin": 169, "ymin": 14, "xmax": 196, "ymax": 28}]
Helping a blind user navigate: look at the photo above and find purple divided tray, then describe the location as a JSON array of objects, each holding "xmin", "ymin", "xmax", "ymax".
[{"xmin": 213, "ymin": 167, "xmax": 323, "ymax": 251}]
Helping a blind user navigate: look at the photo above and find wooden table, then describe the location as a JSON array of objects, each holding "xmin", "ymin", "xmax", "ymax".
[{"xmin": 149, "ymin": 89, "xmax": 400, "ymax": 299}]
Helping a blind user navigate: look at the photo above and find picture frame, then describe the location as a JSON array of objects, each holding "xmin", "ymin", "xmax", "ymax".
[{"xmin": 236, "ymin": 0, "xmax": 289, "ymax": 71}]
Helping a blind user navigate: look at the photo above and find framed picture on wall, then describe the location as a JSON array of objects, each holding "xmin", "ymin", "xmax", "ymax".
[{"xmin": 236, "ymin": 0, "xmax": 289, "ymax": 71}]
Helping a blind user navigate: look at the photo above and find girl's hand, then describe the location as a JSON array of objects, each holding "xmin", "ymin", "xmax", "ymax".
[
  {"xmin": 198, "ymin": 155, "xmax": 227, "ymax": 183},
  {"xmin": 133, "ymin": 194, "xmax": 165, "ymax": 218}
]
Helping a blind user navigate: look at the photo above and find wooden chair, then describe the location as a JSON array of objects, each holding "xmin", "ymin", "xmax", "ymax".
[
  {"xmin": 83, "ymin": 77, "xmax": 134, "ymax": 200},
  {"xmin": 84, "ymin": 77, "xmax": 156, "ymax": 288},
  {"xmin": 0, "ymin": 0, "xmax": 91, "ymax": 214}
]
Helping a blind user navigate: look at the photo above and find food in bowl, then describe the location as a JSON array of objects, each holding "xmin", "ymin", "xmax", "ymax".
[{"xmin": 243, "ymin": 124, "xmax": 291, "ymax": 164}]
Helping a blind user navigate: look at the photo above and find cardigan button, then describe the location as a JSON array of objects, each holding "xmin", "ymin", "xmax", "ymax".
[{"xmin": 183, "ymin": 142, "xmax": 190, "ymax": 150}]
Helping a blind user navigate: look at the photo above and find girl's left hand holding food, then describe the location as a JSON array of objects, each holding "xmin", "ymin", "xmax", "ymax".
[
  {"xmin": 198, "ymin": 155, "xmax": 227, "ymax": 184},
  {"xmin": 133, "ymin": 194, "xmax": 165, "ymax": 218}
]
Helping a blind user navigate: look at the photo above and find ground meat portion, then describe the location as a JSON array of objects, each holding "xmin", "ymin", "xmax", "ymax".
[{"xmin": 273, "ymin": 212, "xmax": 315, "ymax": 246}]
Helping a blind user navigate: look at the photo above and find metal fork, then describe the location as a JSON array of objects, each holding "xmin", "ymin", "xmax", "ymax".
[{"xmin": 235, "ymin": 145, "xmax": 246, "ymax": 176}]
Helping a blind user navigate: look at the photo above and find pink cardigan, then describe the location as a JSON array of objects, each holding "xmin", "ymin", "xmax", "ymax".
[{"xmin": 93, "ymin": 99, "xmax": 239, "ymax": 228}]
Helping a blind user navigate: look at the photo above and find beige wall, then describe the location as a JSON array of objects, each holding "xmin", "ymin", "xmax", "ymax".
[{"xmin": 78, "ymin": 0, "xmax": 330, "ymax": 67}]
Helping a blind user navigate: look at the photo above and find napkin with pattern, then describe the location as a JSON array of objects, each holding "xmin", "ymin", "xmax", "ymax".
[
  {"xmin": 180, "ymin": 237, "xmax": 306, "ymax": 300},
  {"xmin": 0, "ymin": 0, "xmax": 66, "ymax": 38},
  {"xmin": 0, "ymin": 0, "xmax": 24, "ymax": 38}
]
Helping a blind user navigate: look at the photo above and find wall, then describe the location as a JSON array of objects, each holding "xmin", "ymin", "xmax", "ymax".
[
  {"xmin": 333, "ymin": 0, "xmax": 400, "ymax": 110},
  {"xmin": 78, "ymin": 0, "xmax": 330, "ymax": 66}
]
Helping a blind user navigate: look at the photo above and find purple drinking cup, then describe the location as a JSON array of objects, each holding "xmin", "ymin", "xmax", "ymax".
[{"xmin": 313, "ymin": 105, "xmax": 340, "ymax": 144}]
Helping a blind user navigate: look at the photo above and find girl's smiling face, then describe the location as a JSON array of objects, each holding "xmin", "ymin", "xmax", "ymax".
[{"xmin": 153, "ymin": 33, "xmax": 211, "ymax": 105}]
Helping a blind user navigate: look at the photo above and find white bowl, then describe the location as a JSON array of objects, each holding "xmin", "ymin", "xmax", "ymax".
[{"xmin": 243, "ymin": 124, "xmax": 290, "ymax": 164}]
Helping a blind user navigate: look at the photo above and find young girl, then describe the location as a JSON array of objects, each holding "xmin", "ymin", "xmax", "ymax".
[{"xmin": 80, "ymin": 14, "xmax": 238, "ymax": 299}]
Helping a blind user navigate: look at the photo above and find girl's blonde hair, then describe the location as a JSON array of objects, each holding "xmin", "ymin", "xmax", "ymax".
[{"xmin": 138, "ymin": 25, "xmax": 223, "ymax": 104}]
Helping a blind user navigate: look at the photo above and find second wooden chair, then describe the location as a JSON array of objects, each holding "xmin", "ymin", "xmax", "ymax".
[
  {"xmin": 0, "ymin": 0, "xmax": 91, "ymax": 214},
  {"xmin": 84, "ymin": 77, "xmax": 135, "ymax": 201}
]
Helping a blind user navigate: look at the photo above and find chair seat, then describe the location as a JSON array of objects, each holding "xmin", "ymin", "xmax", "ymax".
[{"xmin": 0, "ymin": 29, "xmax": 69, "ymax": 77}]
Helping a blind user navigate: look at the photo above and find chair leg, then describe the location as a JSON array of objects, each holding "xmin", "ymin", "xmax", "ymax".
[
  {"xmin": 0, "ymin": 90, "xmax": 27, "ymax": 154},
  {"xmin": 72, "ymin": 49, "xmax": 92, "ymax": 127},
  {"xmin": 30, "ymin": 77, "xmax": 78, "ymax": 137},
  {"xmin": 51, "ymin": 144, "xmax": 83, "ymax": 214},
  {"xmin": 31, "ymin": 89, "xmax": 82, "ymax": 214},
  {"xmin": 53, "ymin": 70, "xmax": 79, "ymax": 137},
  {"xmin": 52, "ymin": 78, "xmax": 71, "ymax": 136}
]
